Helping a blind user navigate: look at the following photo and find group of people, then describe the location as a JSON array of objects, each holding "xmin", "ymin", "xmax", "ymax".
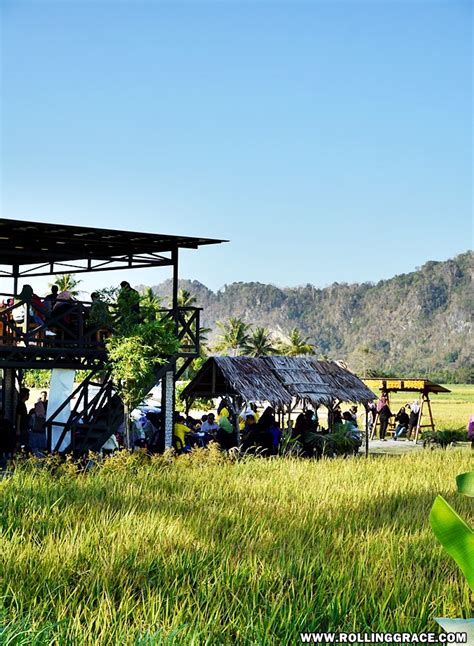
[
  {"xmin": 0, "ymin": 388, "xmax": 49, "ymax": 460},
  {"xmin": 1, "ymin": 280, "xmax": 140, "ymax": 341},
  {"xmin": 172, "ymin": 402, "xmax": 282, "ymax": 456},
  {"xmin": 367, "ymin": 396, "xmax": 420, "ymax": 440},
  {"xmin": 171, "ymin": 400, "xmax": 366, "ymax": 457}
]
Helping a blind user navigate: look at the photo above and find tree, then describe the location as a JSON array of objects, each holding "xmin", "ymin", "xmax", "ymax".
[
  {"xmin": 243, "ymin": 327, "xmax": 276, "ymax": 357},
  {"xmin": 174, "ymin": 288, "xmax": 197, "ymax": 308},
  {"xmin": 347, "ymin": 345, "xmax": 379, "ymax": 378},
  {"xmin": 105, "ymin": 294, "xmax": 180, "ymax": 447},
  {"xmin": 278, "ymin": 328, "xmax": 314, "ymax": 356},
  {"xmin": 49, "ymin": 274, "xmax": 82, "ymax": 297},
  {"xmin": 214, "ymin": 318, "xmax": 251, "ymax": 356}
]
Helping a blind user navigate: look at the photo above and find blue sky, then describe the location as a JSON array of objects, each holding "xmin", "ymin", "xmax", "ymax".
[{"xmin": 0, "ymin": 1, "xmax": 472, "ymax": 296}]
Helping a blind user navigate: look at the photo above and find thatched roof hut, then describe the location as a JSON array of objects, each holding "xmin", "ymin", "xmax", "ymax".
[{"xmin": 180, "ymin": 356, "xmax": 375, "ymax": 408}]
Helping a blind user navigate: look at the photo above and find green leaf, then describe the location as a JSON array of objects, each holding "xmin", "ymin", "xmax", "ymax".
[
  {"xmin": 457, "ymin": 472, "xmax": 474, "ymax": 497},
  {"xmin": 434, "ymin": 618, "xmax": 474, "ymax": 642},
  {"xmin": 430, "ymin": 495, "xmax": 474, "ymax": 591}
]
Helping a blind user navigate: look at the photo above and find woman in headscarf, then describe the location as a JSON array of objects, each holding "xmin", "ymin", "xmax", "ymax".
[
  {"xmin": 407, "ymin": 400, "xmax": 420, "ymax": 440},
  {"xmin": 377, "ymin": 396, "xmax": 392, "ymax": 441}
]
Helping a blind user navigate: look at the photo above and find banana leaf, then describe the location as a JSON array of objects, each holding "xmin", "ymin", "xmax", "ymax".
[
  {"xmin": 457, "ymin": 472, "xmax": 474, "ymax": 498},
  {"xmin": 430, "ymin": 495, "xmax": 474, "ymax": 591}
]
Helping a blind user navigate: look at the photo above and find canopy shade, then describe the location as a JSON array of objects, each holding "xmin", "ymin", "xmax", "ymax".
[
  {"xmin": 0, "ymin": 218, "xmax": 226, "ymax": 277},
  {"xmin": 364, "ymin": 378, "xmax": 450, "ymax": 394},
  {"xmin": 181, "ymin": 356, "xmax": 376, "ymax": 408}
]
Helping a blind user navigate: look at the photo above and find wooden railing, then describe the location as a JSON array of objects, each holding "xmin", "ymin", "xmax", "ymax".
[{"xmin": 0, "ymin": 294, "xmax": 201, "ymax": 357}]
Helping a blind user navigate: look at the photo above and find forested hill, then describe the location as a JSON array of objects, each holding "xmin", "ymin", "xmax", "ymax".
[{"xmin": 139, "ymin": 252, "xmax": 473, "ymax": 382}]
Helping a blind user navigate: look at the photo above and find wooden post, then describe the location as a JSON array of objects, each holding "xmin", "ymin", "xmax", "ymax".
[
  {"xmin": 426, "ymin": 393, "xmax": 435, "ymax": 432},
  {"xmin": 365, "ymin": 403, "xmax": 369, "ymax": 458},
  {"xmin": 370, "ymin": 412, "xmax": 379, "ymax": 440},
  {"xmin": 12, "ymin": 264, "xmax": 19, "ymax": 297}
]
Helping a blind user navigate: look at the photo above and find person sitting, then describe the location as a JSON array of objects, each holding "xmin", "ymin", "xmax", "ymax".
[
  {"xmin": 201, "ymin": 412, "xmax": 219, "ymax": 434},
  {"xmin": 348, "ymin": 406, "xmax": 358, "ymax": 427},
  {"xmin": 145, "ymin": 411, "xmax": 162, "ymax": 452},
  {"xmin": 173, "ymin": 414, "xmax": 190, "ymax": 452},
  {"xmin": 342, "ymin": 411, "xmax": 362, "ymax": 444},
  {"xmin": 267, "ymin": 415, "xmax": 282, "ymax": 455},
  {"xmin": 394, "ymin": 407, "xmax": 410, "ymax": 440},
  {"xmin": 241, "ymin": 413, "xmax": 258, "ymax": 451},
  {"xmin": 239, "ymin": 403, "xmax": 260, "ymax": 431},
  {"xmin": 216, "ymin": 407, "xmax": 238, "ymax": 450},
  {"xmin": 51, "ymin": 291, "xmax": 76, "ymax": 337},
  {"xmin": 43, "ymin": 285, "xmax": 59, "ymax": 314},
  {"xmin": 304, "ymin": 409, "xmax": 318, "ymax": 432},
  {"xmin": 407, "ymin": 400, "xmax": 420, "ymax": 440},
  {"xmin": 290, "ymin": 413, "xmax": 317, "ymax": 456}
]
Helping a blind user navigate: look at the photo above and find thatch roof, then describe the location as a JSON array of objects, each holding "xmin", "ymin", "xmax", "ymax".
[
  {"xmin": 181, "ymin": 356, "xmax": 376, "ymax": 407},
  {"xmin": 182, "ymin": 356, "xmax": 293, "ymax": 407}
]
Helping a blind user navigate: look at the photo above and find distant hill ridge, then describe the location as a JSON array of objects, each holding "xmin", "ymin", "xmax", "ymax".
[{"xmin": 137, "ymin": 251, "xmax": 473, "ymax": 382}]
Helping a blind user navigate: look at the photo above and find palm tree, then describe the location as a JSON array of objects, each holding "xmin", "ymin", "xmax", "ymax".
[
  {"xmin": 176, "ymin": 288, "xmax": 197, "ymax": 308},
  {"xmin": 243, "ymin": 327, "xmax": 276, "ymax": 357},
  {"xmin": 49, "ymin": 273, "xmax": 82, "ymax": 297},
  {"xmin": 214, "ymin": 317, "xmax": 251, "ymax": 356},
  {"xmin": 278, "ymin": 328, "xmax": 314, "ymax": 356}
]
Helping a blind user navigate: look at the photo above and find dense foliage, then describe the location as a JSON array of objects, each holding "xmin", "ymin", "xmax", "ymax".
[{"xmin": 144, "ymin": 251, "xmax": 473, "ymax": 382}]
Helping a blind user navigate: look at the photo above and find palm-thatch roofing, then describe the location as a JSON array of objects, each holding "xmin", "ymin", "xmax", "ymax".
[{"xmin": 180, "ymin": 356, "xmax": 376, "ymax": 407}]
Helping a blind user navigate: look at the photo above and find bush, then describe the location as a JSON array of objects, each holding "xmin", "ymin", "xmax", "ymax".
[{"xmin": 422, "ymin": 430, "xmax": 467, "ymax": 448}]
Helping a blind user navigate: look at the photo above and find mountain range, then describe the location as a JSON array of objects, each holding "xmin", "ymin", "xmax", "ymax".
[{"xmin": 138, "ymin": 251, "xmax": 473, "ymax": 382}]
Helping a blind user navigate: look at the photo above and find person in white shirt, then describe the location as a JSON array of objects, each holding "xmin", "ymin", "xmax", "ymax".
[{"xmin": 201, "ymin": 413, "xmax": 219, "ymax": 434}]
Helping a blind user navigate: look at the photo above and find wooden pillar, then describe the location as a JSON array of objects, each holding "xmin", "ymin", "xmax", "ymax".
[
  {"xmin": 426, "ymin": 393, "xmax": 435, "ymax": 432},
  {"xmin": 2, "ymin": 368, "xmax": 18, "ymax": 423},
  {"xmin": 370, "ymin": 412, "xmax": 379, "ymax": 440},
  {"xmin": 364, "ymin": 403, "xmax": 369, "ymax": 458},
  {"xmin": 12, "ymin": 264, "xmax": 19, "ymax": 297},
  {"xmin": 171, "ymin": 247, "xmax": 179, "ymax": 328}
]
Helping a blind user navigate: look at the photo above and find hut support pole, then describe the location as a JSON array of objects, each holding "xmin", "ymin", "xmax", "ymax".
[
  {"xmin": 425, "ymin": 393, "xmax": 435, "ymax": 432},
  {"xmin": 364, "ymin": 404, "xmax": 369, "ymax": 458}
]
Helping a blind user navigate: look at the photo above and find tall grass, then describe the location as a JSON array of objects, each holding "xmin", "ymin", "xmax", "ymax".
[{"xmin": 0, "ymin": 448, "xmax": 472, "ymax": 645}]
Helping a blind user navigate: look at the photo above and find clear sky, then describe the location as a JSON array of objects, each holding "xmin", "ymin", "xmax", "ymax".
[{"xmin": 0, "ymin": 0, "xmax": 472, "ymax": 296}]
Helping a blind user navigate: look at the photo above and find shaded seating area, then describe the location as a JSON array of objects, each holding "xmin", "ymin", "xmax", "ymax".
[
  {"xmin": 364, "ymin": 378, "xmax": 451, "ymax": 443},
  {"xmin": 180, "ymin": 356, "xmax": 376, "ymax": 456}
]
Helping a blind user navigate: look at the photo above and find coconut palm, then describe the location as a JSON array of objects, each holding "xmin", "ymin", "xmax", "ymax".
[
  {"xmin": 175, "ymin": 288, "xmax": 197, "ymax": 308},
  {"xmin": 49, "ymin": 274, "xmax": 82, "ymax": 297},
  {"xmin": 140, "ymin": 287, "xmax": 161, "ymax": 309},
  {"xmin": 243, "ymin": 327, "xmax": 276, "ymax": 357},
  {"xmin": 278, "ymin": 328, "xmax": 314, "ymax": 356},
  {"xmin": 214, "ymin": 317, "xmax": 251, "ymax": 356}
]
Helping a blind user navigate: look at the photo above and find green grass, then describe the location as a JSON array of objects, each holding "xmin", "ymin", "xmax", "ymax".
[{"xmin": 0, "ymin": 448, "xmax": 472, "ymax": 644}]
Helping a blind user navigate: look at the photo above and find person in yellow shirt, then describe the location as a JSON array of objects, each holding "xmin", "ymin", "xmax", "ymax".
[
  {"xmin": 239, "ymin": 403, "xmax": 260, "ymax": 430},
  {"xmin": 173, "ymin": 414, "xmax": 189, "ymax": 451}
]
